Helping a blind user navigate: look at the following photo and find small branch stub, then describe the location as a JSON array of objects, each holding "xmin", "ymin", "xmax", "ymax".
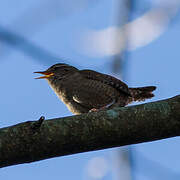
[{"xmin": 31, "ymin": 116, "xmax": 45, "ymax": 132}]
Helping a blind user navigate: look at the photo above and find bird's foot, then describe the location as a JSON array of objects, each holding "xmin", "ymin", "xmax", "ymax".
[
  {"xmin": 89, "ymin": 108, "xmax": 99, "ymax": 112},
  {"xmin": 89, "ymin": 106, "xmax": 107, "ymax": 113}
]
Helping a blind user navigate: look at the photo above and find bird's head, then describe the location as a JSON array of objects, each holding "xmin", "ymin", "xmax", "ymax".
[{"xmin": 34, "ymin": 63, "xmax": 78, "ymax": 80}]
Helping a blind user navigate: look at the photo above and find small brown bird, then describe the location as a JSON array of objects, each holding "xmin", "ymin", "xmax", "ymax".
[{"xmin": 34, "ymin": 63, "xmax": 156, "ymax": 115}]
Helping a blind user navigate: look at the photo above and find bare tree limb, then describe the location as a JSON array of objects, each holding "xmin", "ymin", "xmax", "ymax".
[{"xmin": 1, "ymin": 95, "xmax": 180, "ymax": 168}]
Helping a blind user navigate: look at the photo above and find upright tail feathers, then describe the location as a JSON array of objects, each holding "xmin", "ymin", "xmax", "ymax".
[{"xmin": 129, "ymin": 86, "xmax": 156, "ymax": 102}]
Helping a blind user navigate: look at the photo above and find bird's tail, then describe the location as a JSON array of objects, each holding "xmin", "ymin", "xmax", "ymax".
[{"xmin": 129, "ymin": 86, "xmax": 156, "ymax": 102}]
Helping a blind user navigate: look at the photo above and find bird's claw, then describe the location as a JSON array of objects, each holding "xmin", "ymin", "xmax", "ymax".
[{"xmin": 89, "ymin": 108, "xmax": 99, "ymax": 112}]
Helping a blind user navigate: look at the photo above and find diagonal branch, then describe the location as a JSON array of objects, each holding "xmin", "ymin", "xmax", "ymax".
[{"xmin": 1, "ymin": 95, "xmax": 180, "ymax": 168}]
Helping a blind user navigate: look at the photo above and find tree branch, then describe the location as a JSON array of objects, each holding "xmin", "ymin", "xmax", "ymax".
[{"xmin": 1, "ymin": 95, "xmax": 180, "ymax": 168}]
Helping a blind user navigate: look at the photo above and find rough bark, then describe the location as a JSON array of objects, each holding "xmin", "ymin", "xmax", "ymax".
[{"xmin": 1, "ymin": 95, "xmax": 180, "ymax": 168}]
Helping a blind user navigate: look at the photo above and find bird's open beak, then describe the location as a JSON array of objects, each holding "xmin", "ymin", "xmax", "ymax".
[{"xmin": 34, "ymin": 71, "xmax": 54, "ymax": 79}]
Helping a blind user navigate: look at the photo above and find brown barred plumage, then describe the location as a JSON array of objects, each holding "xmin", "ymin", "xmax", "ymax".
[{"xmin": 35, "ymin": 64, "xmax": 156, "ymax": 114}]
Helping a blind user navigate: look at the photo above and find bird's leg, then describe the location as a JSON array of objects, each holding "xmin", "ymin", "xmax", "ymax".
[
  {"xmin": 89, "ymin": 99, "xmax": 116, "ymax": 113},
  {"xmin": 89, "ymin": 108, "xmax": 99, "ymax": 112},
  {"xmin": 89, "ymin": 107, "xmax": 106, "ymax": 113}
]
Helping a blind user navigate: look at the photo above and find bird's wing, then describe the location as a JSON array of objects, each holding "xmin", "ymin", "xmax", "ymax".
[
  {"xmin": 79, "ymin": 70, "xmax": 131, "ymax": 96},
  {"xmin": 72, "ymin": 79, "xmax": 117, "ymax": 109}
]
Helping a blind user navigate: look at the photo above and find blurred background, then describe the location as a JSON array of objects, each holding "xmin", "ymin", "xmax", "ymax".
[{"xmin": 0, "ymin": 0, "xmax": 180, "ymax": 179}]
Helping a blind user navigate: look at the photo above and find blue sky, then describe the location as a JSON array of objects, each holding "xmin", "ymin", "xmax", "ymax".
[{"xmin": 0, "ymin": 0, "xmax": 180, "ymax": 179}]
